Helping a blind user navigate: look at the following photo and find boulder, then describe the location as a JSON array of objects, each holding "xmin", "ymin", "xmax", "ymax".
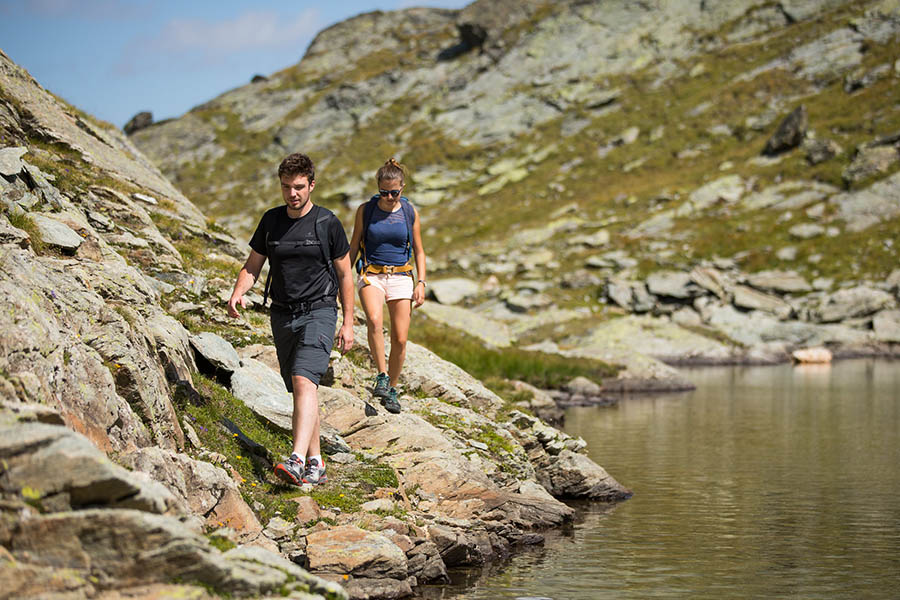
[
  {"xmin": 2, "ymin": 508, "xmax": 346, "ymax": 599},
  {"xmin": 123, "ymin": 111, "xmax": 153, "ymax": 135},
  {"xmin": 190, "ymin": 331, "xmax": 241, "ymax": 373},
  {"xmin": 731, "ymin": 285, "xmax": 794, "ymax": 319},
  {"xmin": 676, "ymin": 175, "xmax": 744, "ymax": 216},
  {"xmin": 788, "ymin": 223, "xmax": 825, "ymax": 239},
  {"xmin": 429, "ymin": 277, "xmax": 481, "ymax": 305},
  {"xmin": 118, "ymin": 447, "xmax": 271, "ymax": 549},
  {"xmin": 646, "ymin": 270, "xmax": 700, "ymax": 299},
  {"xmin": 746, "ymin": 270, "xmax": 812, "ymax": 294},
  {"xmin": 539, "ymin": 451, "xmax": 633, "ymax": 501},
  {"xmin": 420, "ymin": 302, "xmax": 511, "ymax": 347},
  {"xmin": 813, "ymin": 286, "xmax": 896, "ymax": 322},
  {"xmin": 791, "ymin": 347, "xmax": 833, "ymax": 363},
  {"xmin": 803, "ymin": 137, "xmax": 842, "ymax": 164},
  {"xmin": 0, "ymin": 422, "xmax": 175, "ymax": 514},
  {"xmin": 0, "ymin": 146, "xmax": 28, "ymax": 176},
  {"xmin": 306, "ymin": 525, "xmax": 408, "ymax": 579},
  {"xmin": 842, "ymin": 145, "xmax": 900, "ymax": 184},
  {"xmin": 873, "ymin": 310, "xmax": 900, "ymax": 343},
  {"xmin": 30, "ymin": 214, "xmax": 84, "ymax": 252},
  {"xmin": 763, "ymin": 105, "xmax": 808, "ymax": 155},
  {"xmin": 831, "ymin": 170, "xmax": 900, "ymax": 232}
]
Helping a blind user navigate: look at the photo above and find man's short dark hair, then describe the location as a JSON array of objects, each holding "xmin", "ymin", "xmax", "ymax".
[{"xmin": 278, "ymin": 153, "xmax": 315, "ymax": 181}]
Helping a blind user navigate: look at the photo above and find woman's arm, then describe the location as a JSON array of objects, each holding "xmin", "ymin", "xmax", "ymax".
[
  {"xmin": 347, "ymin": 203, "xmax": 365, "ymax": 270},
  {"xmin": 411, "ymin": 207, "xmax": 427, "ymax": 308}
]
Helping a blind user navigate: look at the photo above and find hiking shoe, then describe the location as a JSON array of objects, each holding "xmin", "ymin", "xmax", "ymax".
[
  {"xmin": 381, "ymin": 387, "xmax": 401, "ymax": 414},
  {"xmin": 274, "ymin": 455, "xmax": 304, "ymax": 486},
  {"xmin": 373, "ymin": 372, "xmax": 390, "ymax": 399},
  {"xmin": 301, "ymin": 457, "xmax": 328, "ymax": 485}
]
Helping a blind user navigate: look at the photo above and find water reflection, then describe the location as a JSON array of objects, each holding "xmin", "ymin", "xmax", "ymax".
[{"xmin": 419, "ymin": 359, "xmax": 900, "ymax": 600}]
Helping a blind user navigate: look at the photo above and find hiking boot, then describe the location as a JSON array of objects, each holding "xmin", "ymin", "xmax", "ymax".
[
  {"xmin": 373, "ymin": 372, "xmax": 390, "ymax": 399},
  {"xmin": 302, "ymin": 457, "xmax": 328, "ymax": 485},
  {"xmin": 274, "ymin": 455, "xmax": 304, "ymax": 486},
  {"xmin": 381, "ymin": 387, "xmax": 401, "ymax": 414}
]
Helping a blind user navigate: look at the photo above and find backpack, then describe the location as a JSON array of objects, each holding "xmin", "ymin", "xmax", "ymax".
[
  {"xmin": 356, "ymin": 195, "xmax": 415, "ymax": 273},
  {"xmin": 262, "ymin": 205, "xmax": 336, "ymax": 307}
]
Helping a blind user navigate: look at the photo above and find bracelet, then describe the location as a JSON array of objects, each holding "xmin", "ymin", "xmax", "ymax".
[{"xmin": 417, "ymin": 280, "xmax": 426, "ymax": 287}]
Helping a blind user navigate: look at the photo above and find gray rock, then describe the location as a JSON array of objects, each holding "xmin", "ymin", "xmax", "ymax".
[
  {"xmin": 676, "ymin": 175, "xmax": 744, "ymax": 217},
  {"xmin": 873, "ymin": 310, "xmax": 900, "ymax": 343},
  {"xmin": 147, "ymin": 312, "xmax": 197, "ymax": 383},
  {"xmin": 123, "ymin": 111, "xmax": 153, "ymax": 135},
  {"xmin": 430, "ymin": 277, "xmax": 481, "ymax": 305},
  {"xmin": 886, "ymin": 269, "xmax": 900, "ymax": 293},
  {"xmin": 689, "ymin": 266, "xmax": 732, "ymax": 299},
  {"xmin": 813, "ymin": 286, "xmax": 897, "ymax": 322},
  {"xmin": 420, "ymin": 302, "xmax": 511, "ymax": 347},
  {"xmin": 746, "ymin": 270, "xmax": 812, "ymax": 294},
  {"xmin": 831, "ymin": 170, "xmax": 900, "ymax": 232},
  {"xmin": 0, "ymin": 422, "xmax": 176, "ymax": 514},
  {"xmin": 842, "ymin": 145, "xmax": 900, "ymax": 184},
  {"xmin": 0, "ymin": 146, "xmax": 28, "ymax": 176},
  {"xmin": 565, "ymin": 376, "xmax": 602, "ymax": 396},
  {"xmin": 504, "ymin": 291, "xmax": 553, "ymax": 313},
  {"xmin": 776, "ymin": 246, "xmax": 799, "ymax": 261},
  {"xmin": 646, "ymin": 270, "xmax": 700, "ymax": 299},
  {"xmin": 5, "ymin": 508, "xmax": 346, "ymax": 599},
  {"xmin": 803, "ymin": 137, "xmax": 843, "ymax": 164},
  {"xmin": 540, "ymin": 450, "xmax": 632, "ymax": 501},
  {"xmin": 763, "ymin": 105, "xmax": 808, "ymax": 155},
  {"xmin": 789, "ymin": 222, "xmax": 826, "ymax": 239},
  {"xmin": 230, "ymin": 357, "xmax": 293, "ymax": 429},
  {"xmin": 606, "ymin": 278, "xmax": 653, "ymax": 313},
  {"xmin": 119, "ymin": 447, "xmax": 269, "ymax": 547},
  {"xmin": 0, "ymin": 215, "xmax": 30, "ymax": 247},
  {"xmin": 30, "ymin": 213, "xmax": 84, "ymax": 251},
  {"xmin": 190, "ymin": 331, "xmax": 241, "ymax": 373},
  {"xmin": 307, "ymin": 525, "xmax": 408, "ymax": 579},
  {"xmin": 732, "ymin": 285, "xmax": 794, "ymax": 319}
]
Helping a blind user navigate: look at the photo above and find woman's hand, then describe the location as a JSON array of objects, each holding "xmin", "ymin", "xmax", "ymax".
[{"xmin": 413, "ymin": 280, "xmax": 426, "ymax": 308}]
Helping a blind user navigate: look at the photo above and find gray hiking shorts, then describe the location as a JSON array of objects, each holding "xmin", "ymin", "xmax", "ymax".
[{"xmin": 270, "ymin": 305, "xmax": 337, "ymax": 391}]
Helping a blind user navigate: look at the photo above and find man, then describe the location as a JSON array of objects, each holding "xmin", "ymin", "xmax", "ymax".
[{"xmin": 228, "ymin": 153, "xmax": 354, "ymax": 486}]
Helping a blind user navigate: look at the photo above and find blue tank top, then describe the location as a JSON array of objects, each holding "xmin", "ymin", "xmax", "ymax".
[{"xmin": 365, "ymin": 204, "xmax": 409, "ymax": 266}]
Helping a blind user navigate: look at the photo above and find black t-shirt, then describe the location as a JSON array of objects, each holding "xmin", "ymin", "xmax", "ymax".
[{"xmin": 249, "ymin": 205, "xmax": 349, "ymax": 304}]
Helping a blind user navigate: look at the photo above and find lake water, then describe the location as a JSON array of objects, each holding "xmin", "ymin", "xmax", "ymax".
[{"xmin": 420, "ymin": 359, "xmax": 900, "ymax": 599}]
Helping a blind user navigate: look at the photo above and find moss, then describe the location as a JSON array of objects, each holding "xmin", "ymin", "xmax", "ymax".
[
  {"xmin": 206, "ymin": 534, "xmax": 237, "ymax": 553},
  {"xmin": 6, "ymin": 212, "xmax": 45, "ymax": 254}
]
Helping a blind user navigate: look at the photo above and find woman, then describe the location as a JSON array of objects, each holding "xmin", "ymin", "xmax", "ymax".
[{"xmin": 348, "ymin": 158, "xmax": 426, "ymax": 413}]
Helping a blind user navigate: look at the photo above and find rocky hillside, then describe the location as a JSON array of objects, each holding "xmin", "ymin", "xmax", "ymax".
[
  {"xmin": 1, "ymin": 47, "xmax": 631, "ymax": 600},
  {"xmin": 131, "ymin": 0, "xmax": 900, "ymax": 382}
]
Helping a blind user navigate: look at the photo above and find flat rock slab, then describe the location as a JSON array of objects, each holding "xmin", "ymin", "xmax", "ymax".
[
  {"xmin": 30, "ymin": 213, "xmax": 84, "ymax": 251},
  {"xmin": 307, "ymin": 525, "xmax": 408, "ymax": 579},
  {"xmin": 0, "ymin": 422, "xmax": 175, "ymax": 514},
  {"xmin": 421, "ymin": 302, "xmax": 511, "ymax": 347},
  {"xmin": 430, "ymin": 277, "xmax": 481, "ymax": 305},
  {"xmin": 0, "ymin": 146, "xmax": 28, "ymax": 176},
  {"xmin": 190, "ymin": 331, "xmax": 241, "ymax": 373}
]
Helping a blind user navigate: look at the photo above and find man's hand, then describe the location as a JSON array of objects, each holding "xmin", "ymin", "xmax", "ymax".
[
  {"xmin": 227, "ymin": 294, "xmax": 247, "ymax": 318},
  {"xmin": 337, "ymin": 322, "xmax": 354, "ymax": 354}
]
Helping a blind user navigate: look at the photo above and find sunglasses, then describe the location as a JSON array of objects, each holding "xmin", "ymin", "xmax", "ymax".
[{"xmin": 379, "ymin": 189, "xmax": 402, "ymax": 198}]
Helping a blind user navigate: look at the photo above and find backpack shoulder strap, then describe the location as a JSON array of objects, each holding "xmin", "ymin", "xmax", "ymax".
[
  {"xmin": 399, "ymin": 197, "xmax": 415, "ymax": 261},
  {"xmin": 315, "ymin": 205, "xmax": 340, "ymax": 298}
]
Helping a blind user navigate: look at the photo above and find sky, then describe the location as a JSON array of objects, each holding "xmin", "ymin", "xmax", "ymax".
[{"xmin": 0, "ymin": 0, "xmax": 470, "ymax": 129}]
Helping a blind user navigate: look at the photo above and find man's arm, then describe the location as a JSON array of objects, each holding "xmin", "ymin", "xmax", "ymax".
[
  {"xmin": 227, "ymin": 250, "xmax": 267, "ymax": 318},
  {"xmin": 332, "ymin": 252, "xmax": 355, "ymax": 353},
  {"xmin": 334, "ymin": 252, "xmax": 353, "ymax": 354}
]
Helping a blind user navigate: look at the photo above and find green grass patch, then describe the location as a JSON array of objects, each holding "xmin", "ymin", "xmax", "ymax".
[
  {"xmin": 6, "ymin": 212, "xmax": 45, "ymax": 254},
  {"xmin": 411, "ymin": 312, "xmax": 618, "ymax": 389}
]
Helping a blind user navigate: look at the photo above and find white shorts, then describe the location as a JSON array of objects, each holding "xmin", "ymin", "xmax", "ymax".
[{"xmin": 357, "ymin": 272, "xmax": 414, "ymax": 302}]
